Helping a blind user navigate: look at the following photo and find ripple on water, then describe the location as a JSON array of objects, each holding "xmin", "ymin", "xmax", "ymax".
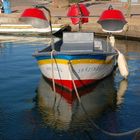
[{"xmin": 0, "ymin": 38, "xmax": 140, "ymax": 140}]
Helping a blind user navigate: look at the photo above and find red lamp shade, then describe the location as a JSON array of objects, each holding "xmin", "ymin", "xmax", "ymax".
[
  {"xmin": 19, "ymin": 8, "xmax": 49, "ymax": 28},
  {"xmin": 67, "ymin": 4, "xmax": 90, "ymax": 25},
  {"xmin": 98, "ymin": 9, "xmax": 127, "ymax": 32}
]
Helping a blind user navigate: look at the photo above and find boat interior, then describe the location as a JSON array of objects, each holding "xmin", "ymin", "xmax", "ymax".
[{"xmin": 39, "ymin": 32, "xmax": 115, "ymax": 54}]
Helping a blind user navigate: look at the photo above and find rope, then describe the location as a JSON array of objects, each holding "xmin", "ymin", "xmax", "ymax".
[
  {"xmin": 50, "ymin": 47, "xmax": 64, "ymax": 109},
  {"xmin": 67, "ymin": 60, "xmax": 140, "ymax": 137},
  {"xmin": 68, "ymin": 61, "xmax": 81, "ymax": 103},
  {"xmin": 51, "ymin": 50, "xmax": 56, "ymax": 93}
]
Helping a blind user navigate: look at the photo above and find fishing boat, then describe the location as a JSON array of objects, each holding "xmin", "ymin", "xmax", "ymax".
[
  {"xmin": 20, "ymin": 4, "xmax": 128, "ymax": 91},
  {"xmin": 34, "ymin": 33, "xmax": 117, "ymax": 91}
]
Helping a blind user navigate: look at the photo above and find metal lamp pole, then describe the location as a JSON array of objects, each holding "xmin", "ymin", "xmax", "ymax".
[
  {"xmin": 35, "ymin": 5, "xmax": 54, "ymax": 50},
  {"xmin": 127, "ymin": 0, "xmax": 131, "ymax": 17}
]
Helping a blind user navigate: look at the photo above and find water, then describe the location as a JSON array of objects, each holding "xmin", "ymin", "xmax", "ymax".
[{"xmin": 0, "ymin": 37, "xmax": 140, "ymax": 140}]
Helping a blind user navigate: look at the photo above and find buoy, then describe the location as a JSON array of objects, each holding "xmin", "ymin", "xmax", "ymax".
[
  {"xmin": 109, "ymin": 35, "xmax": 129, "ymax": 79},
  {"xmin": 117, "ymin": 51, "xmax": 129, "ymax": 79}
]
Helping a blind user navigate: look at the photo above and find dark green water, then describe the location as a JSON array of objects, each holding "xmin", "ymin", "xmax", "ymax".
[{"xmin": 0, "ymin": 38, "xmax": 140, "ymax": 140}]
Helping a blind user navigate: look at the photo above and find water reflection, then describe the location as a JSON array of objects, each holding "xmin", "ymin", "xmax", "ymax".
[
  {"xmin": 116, "ymin": 39, "xmax": 140, "ymax": 60},
  {"xmin": 0, "ymin": 35, "xmax": 52, "ymax": 43},
  {"xmin": 34, "ymin": 74, "xmax": 129, "ymax": 131},
  {"xmin": 116, "ymin": 39, "xmax": 140, "ymax": 53},
  {"xmin": 117, "ymin": 79, "xmax": 128, "ymax": 105},
  {"xmin": 0, "ymin": 38, "xmax": 139, "ymax": 139},
  {"xmin": 115, "ymin": 39, "xmax": 140, "ymax": 80}
]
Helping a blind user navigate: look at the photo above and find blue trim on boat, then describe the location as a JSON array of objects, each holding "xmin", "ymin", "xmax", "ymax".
[{"xmin": 35, "ymin": 54, "xmax": 106, "ymax": 61}]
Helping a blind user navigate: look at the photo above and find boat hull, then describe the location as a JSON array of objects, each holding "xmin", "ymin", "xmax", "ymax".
[{"xmin": 35, "ymin": 53, "xmax": 116, "ymax": 91}]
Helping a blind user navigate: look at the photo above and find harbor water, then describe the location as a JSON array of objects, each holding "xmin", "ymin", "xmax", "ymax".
[{"xmin": 0, "ymin": 36, "xmax": 140, "ymax": 140}]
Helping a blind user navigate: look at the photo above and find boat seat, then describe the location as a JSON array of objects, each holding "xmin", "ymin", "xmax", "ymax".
[{"xmin": 60, "ymin": 32, "xmax": 94, "ymax": 52}]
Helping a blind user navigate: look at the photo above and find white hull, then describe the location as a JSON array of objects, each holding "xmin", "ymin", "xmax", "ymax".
[{"xmin": 38, "ymin": 60, "xmax": 115, "ymax": 81}]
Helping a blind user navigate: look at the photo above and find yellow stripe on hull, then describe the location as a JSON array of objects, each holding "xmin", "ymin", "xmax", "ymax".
[{"xmin": 38, "ymin": 59, "xmax": 112, "ymax": 65}]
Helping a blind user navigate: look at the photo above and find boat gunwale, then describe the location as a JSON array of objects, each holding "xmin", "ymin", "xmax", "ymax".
[{"xmin": 33, "ymin": 51, "xmax": 117, "ymax": 57}]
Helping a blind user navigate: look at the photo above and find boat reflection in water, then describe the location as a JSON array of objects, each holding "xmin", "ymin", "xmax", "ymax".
[{"xmin": 35, "ymin": 75, "xmax": 128, "ymax": 131}]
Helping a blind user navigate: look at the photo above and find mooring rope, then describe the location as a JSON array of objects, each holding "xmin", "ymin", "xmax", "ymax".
[
  {"xmin": 68, "ymin": 61, "xmax": 81, "ymax": 103},
  {"xmin": 50, "ymin": 49, "xmax": 58, "ymax": 110},
  {"xmin": 51, "ymin": 50, "xmax": 56, "ymax": 93},
  {"xmin": 67, "ymin": 60, "xmax": 140, "ymax": 137}
]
